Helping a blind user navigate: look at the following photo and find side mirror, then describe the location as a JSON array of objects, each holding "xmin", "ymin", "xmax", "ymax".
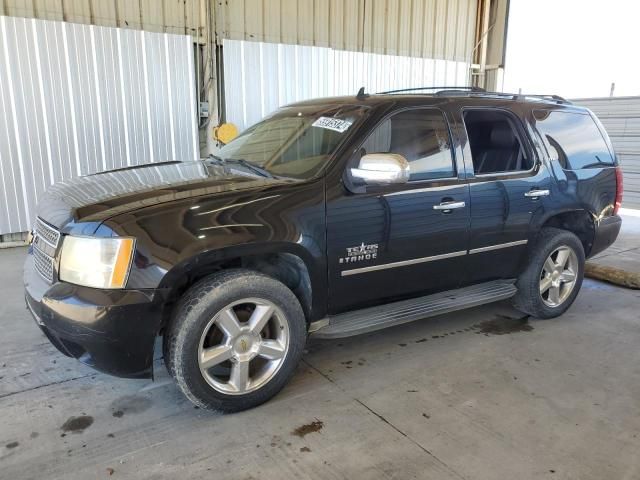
[{"xmin": 350, "ymin": 153, "xmax": 410, "ymax": 185}]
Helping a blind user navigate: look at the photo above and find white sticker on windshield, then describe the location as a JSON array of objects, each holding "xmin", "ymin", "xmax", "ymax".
[{"xmin": 312, "ymin": 117, "xmax": 353, "ymax": 133}]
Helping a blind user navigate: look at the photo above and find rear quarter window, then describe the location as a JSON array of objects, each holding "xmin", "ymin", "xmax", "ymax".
[{"xmin": 533, "ymin": 110, "xmax": 614, "ymax": 170}]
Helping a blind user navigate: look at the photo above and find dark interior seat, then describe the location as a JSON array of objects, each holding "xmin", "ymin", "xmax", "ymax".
[{"xmin": 475, "ymin": 123, "xmax": 522, "ymax": 174}]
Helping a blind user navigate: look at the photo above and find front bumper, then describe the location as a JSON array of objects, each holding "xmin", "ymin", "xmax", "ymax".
[
  {"xmin": 589, "ymin": 214, "xmax": 622, "ymax": 258},
  {"xmin": 24, "ymin": 252, "xmax": 168, "ymax": 379}
]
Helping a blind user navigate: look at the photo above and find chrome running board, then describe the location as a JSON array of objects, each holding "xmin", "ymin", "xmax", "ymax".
[{"xmin": 311, "ymin": 280, "xmax": 517, "ymax": 339}]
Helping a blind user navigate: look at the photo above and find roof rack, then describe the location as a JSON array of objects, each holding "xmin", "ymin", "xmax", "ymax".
[
  {"xmin": 434, "ymin": 90, "xmax": 572, "ymax": 105},
  {"xmin": 518, "ymin": 94, "xmax": 572, "ymax": 105},
  {"xmin": 376, "ymin": 86, "xmax": 486, "ymax": 95},
  {"xmin": 375, "ymin": 86, "xmax": 572, "ymax": 105}
]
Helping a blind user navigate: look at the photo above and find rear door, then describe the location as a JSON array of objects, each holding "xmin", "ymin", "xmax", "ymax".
[{"xmin": 454, "ymin": 105, "xmax": 552, "ymax": 284}]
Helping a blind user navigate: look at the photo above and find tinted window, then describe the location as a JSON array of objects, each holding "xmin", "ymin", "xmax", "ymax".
[
  {"xmin": 463, "ymin": 109, "xmax": 533, "ymax": 175},
  {"xmin": 360, "ymin": 109, "xmax": 455, "ymax": 181},
  {"xmin": 533, "ymin": 110, "xmax": 613, "ymax": 169}
]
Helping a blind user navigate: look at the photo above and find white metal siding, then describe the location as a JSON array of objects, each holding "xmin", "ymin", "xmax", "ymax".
[
  {"xmin": 219, "ymin": 0, "xmax": 477, "ymax": 61},
  {"xmin": 1, "ymin": 0, "xmax": 486, "ymax": 146},
  {"xmin": 575, "ymin": 97, "xmax": 640, "ymax": 209},
  {"xmin": 1, "ymin": 0, "xmax": 478, "ymax": 62},
  {"xmin": 223, "ymin": 39, "xmax": 469, "ymax": 131},
  {"xmin": 0, "ymin": 16, "xmax": 198, "ymax": 235},
  {"xmin": 0, "ymin": 0, "xmax": 206, "ymax": 36}
]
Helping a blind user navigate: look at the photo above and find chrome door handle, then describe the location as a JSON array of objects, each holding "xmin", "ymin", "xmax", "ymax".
[
  {"xmin": 433, "ymin": 201, "xmax": 466, "ymax": 211},
  {"xmin": 524, "ymin": 189, "xmax": 550, "ymax": 198}
]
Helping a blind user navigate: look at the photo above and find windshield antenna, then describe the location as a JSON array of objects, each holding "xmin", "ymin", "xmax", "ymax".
[{"xmin": 356, "ymin": 86, "xmax": 369, "ymax": 100}]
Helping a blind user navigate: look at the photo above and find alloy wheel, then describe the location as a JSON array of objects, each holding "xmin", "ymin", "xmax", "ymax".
[
  {"xmin": 197, "ymin": 298, "xmax": 290, "ymax": 395},
  {"xmin": 539, "ymin": 245, "xmax": 579, "ymax": 307}
]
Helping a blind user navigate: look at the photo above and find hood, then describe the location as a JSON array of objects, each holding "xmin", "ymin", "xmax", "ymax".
[{"xmin": 36, "ymin": 161, "xmax": 291, "ymax": 229}]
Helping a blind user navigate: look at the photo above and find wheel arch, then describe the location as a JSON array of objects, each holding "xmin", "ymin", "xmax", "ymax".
[
  {"xmin": 157, "ymin": 242, "xmax": 323, "ymax": 333},
  {"xmin": 537, "ymin": 209, "xmax": 595, "ymax": 256}
]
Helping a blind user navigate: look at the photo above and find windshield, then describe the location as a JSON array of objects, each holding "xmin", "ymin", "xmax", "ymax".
[{"xmin": 216, "ymin": 105, "xmax": 367, "ymax": 179}]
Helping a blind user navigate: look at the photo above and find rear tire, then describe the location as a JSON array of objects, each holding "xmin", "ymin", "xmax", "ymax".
[
  {"xmin": 164, "ymin": 269, "xmax": 307, "ymax": 412},
  {"xmin": 512, "ymin": 227, "xmax": 585, "ymax": 319}
]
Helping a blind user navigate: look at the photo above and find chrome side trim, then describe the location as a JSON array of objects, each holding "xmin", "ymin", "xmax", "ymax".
[
  {"xmin": 341, "ymin": 250, "xmax": 467, "ymax": 277},
  {"xmin": 385, "ymin": 183, "xmax": 460, "ymax": 196},
  {"xmin": 469, "ymin": 239, "xmax": 528, "ymax": 254},
  {"xmin": 340, "ymin": 240, "xmax": 529, "ymax": 276}
]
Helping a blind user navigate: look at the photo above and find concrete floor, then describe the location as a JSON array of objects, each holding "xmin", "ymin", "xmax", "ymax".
[
  {"xmin": 1, "ymin": 246, "xmax": 640, "ymax": 480},
  {"xmin": 590, "ymin": 212, "xmax": 640, "ymax": 275}
]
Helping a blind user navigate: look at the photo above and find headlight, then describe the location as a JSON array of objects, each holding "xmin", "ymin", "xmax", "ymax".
[{"xmin": 59, "ymin": 236, "xmax": 135, "ymax": 289}]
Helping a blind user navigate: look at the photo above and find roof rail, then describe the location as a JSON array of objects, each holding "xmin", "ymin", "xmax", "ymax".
[
  {"xmin": 433, "ymin": 90, "xmax": 518, "ymax": 100},
  {"xmin": 376, "ymin": 86, "xmax": 486, "ymax": 95},
  {"xmin": 517, "ymin": 94, "xmax": 572, "ymax": 105},
  {"xmin": 373, "ymin": 87, "xmax": 572, "ymax": 105},
  {"xmin": 436, "ymin": 90, "xmax": 573, "ymax": 105}
]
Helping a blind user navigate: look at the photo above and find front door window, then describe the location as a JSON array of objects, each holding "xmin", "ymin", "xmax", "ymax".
[{"xmin": 355, "ymin": 109, "xmax": 456, "ymax": 182}]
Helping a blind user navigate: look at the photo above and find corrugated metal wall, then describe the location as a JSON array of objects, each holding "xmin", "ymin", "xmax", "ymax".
[
  {"xmin": 2, "ymin": 0, "xmax": 478, "ymax": 62},
  {"xmin": 218, "ymin": 0, "xmax": 477, "ymax": 62},
  {"xmin": 223, "ymin": 39, "xmax": 469, "ymax": 131},
  {"xmin": 575, "ymin": 97, "xmax": 640, "ymax": 209},
  {"xmin": 0, "ymin": 15, "xmax": 198, "ymax": 235},
  {"xmin": 2, "ymin": 0, "xmax": 485, "ymax": 142},
  {"xmin": 0, "ymin": 0, "xmax": 206, "ymax": 36}
]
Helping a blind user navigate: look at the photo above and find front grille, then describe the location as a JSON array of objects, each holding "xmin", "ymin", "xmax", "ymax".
[
  {"xmin": 33, "ymin": 244, "xmax": 55, "ymax": 283},
  {"xmin": 35, "ymin": 217, "xmax": 60, "ymax": 247},
  {"xmin": 33, "ymin": 217, "xmax": 60, "ymax": 283}
]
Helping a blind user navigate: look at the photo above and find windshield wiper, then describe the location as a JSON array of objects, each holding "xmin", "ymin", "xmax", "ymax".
[
  {"xmin": 226, "ymin": 158, "xmax": 274, "ymax": 178},
  {"xmin": 207, "ymin": 155, "xmax": 274, "ymax": 178},
  {"xmin": 207, "ymin": 154, "xmax": 226, "ymax": 166}
]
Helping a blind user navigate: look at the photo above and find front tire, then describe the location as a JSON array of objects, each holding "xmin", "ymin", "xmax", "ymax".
[
  {"xmin": 165, "ymin": 269, "xmax": 307, "ymax": 412},
  {"xmin": 513, "ymin": 227, "xmax": 585, "ymax": 319}
]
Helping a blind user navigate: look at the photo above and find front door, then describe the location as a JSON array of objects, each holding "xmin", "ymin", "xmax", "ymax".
[{"xmin": 326, "ymin": 107, "xmax": 471, "ymax": 314}]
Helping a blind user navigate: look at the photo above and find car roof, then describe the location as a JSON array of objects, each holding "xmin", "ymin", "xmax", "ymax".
[{"xmin": 285, "ymin": 91, "xmax": 588, "ymax": 113}]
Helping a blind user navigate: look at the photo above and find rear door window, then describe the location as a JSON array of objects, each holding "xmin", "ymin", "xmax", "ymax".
[
  {"xmin": 462, "ymin": 109, "xmax": 533, "ymax": 175},
  {"xmin": 533, "ymin": 110, "xmax": 614, "ymax": 169}
]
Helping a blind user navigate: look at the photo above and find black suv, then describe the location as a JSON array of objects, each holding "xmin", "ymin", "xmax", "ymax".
[{"xmin": 24, "ymin": 88, "xmax": 623, "ymax": 412}]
